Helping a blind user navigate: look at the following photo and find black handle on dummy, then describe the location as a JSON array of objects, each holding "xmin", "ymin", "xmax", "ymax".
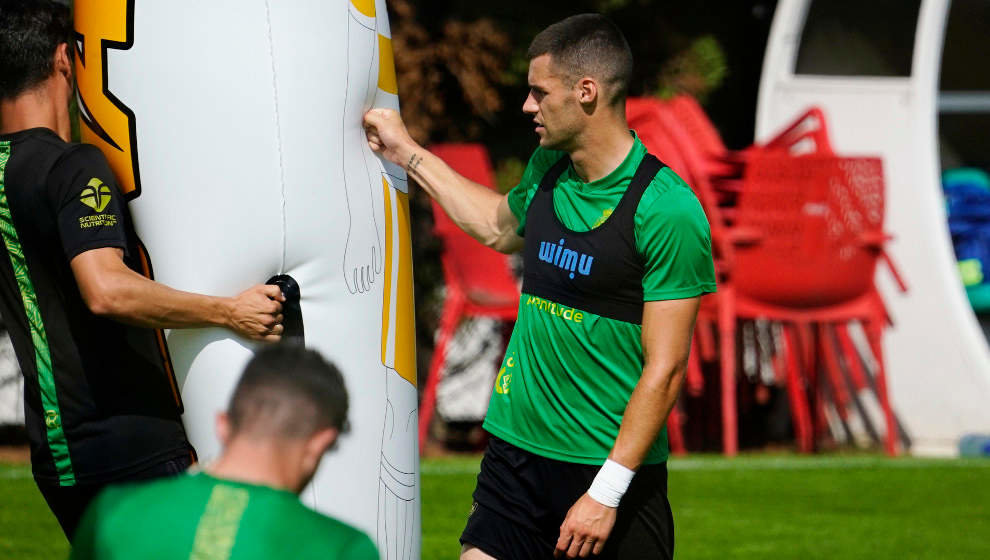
[{"xmin": 266, "ymin": 274, "xmax": 305, "ymax": 345}]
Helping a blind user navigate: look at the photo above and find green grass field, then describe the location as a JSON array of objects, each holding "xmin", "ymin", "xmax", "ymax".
[{"xmin": 3, "ymin": 454, "xmax": 989, "ymax": 559}]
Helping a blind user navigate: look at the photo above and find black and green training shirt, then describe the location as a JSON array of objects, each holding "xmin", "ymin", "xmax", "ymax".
[{"xmin": 0, "ymin": 127, "xmax": 190, "ymax": 486}]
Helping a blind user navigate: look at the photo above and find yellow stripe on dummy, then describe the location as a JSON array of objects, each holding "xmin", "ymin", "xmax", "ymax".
[
  {"xmin": 377, "ymin": 34, "xmax": 398, "ymax": 95},
  {"xmin": 381, "ymin": 178, "xmax": 416, "ymax": 387},
  {"xmin": 351, "ymin": 0, "xmax": 375, "ymax": 17}
]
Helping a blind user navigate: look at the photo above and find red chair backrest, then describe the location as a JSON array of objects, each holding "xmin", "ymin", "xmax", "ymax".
[
  {"xmin": 734, "ymin": 152, "xmax": 886, "ymax": 308},
  {"xmin": 667, "ymin": 95, "xmax": 730, "ymax": 161},
  {"xmin": 427, "ymin": 143, "xmax": 519, "ymax": 305},
  {"xmin": 626, "ymin": 98, "xmax": 692, "ymax": 181}
]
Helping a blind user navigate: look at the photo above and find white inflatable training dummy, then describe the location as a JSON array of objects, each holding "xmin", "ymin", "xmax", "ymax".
[{"xmin": 74, "ymin": 1, "xmax": 418, "ymax": 556}]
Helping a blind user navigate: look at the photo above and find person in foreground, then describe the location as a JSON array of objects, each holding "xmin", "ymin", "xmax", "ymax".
[
  {"xmin": 0, "ymin": 0, "xmax": 285, "ymax": 540},
  {"xmin": 365, "ymin": 13, "xmax": 716, "ymax": 560},
  {"xmin": 70, "ymin": 345, "xmax": 378, "ymax": 560}
]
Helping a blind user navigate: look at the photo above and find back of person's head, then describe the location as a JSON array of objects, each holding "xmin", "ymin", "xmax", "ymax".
[
  {"xmin": 0, "ymin": 0, "xmax": 72, "ymax": 101},
  {"xmin": 227, "ymin": 345, "xmax": 349, "ymax": 442},
  {"xmin": 527, "ymin": 13, "xmax": 633, "ymax": 108}
]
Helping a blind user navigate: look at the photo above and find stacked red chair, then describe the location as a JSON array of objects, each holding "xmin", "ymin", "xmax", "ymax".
[
  {"xmin": 626, "ymin": 95, "xmax": 907, "ymax": 456},
  {"xmin": 419, "ymin": 143, "xmax": 521, "ymax": 450}
]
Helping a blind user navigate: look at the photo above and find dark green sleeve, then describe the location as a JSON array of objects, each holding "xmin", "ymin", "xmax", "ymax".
[
  {"xmin": 636, "ymin": 168, "xmax": 717, "ymax": 301},
  {"xmin": 506, "ymin": 147, "xmax": 564, "ymax": 236}
]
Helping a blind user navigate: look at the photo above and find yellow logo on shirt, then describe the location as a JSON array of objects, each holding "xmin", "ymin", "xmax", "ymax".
[
  {"xmin": 593, "ymin": 207, "xmax": 614, "ymax": 228},
  {"xmin": 80, "ymin": 178, "xmax": 112, "ymax": 212},
  {"xmin": 494, "ymin": 355, "xmax": 516, "ymax": 395}
]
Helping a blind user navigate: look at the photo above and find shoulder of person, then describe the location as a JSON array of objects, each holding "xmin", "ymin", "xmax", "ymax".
[
  {"xmin": 46, "ymin": 144, "xmax": 119, "ymax": 202},
  {"xmin": 308, "ymin": 513, "xmax": 378, "ymax": 557},
  {"xmin": 638, "ymin": 165, "xmax": 708, "ymax": 222},
  {"xmin": 52, "ymin": 142, "xmax": 111, "ymax": 171}
]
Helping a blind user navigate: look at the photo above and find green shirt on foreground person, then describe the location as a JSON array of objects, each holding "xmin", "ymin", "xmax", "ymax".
[{"xmin": 70, "ymin": 471, "xmax": 378, "ymax": 560}]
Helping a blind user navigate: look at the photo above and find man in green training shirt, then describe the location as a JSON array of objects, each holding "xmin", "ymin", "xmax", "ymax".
[
  {"xmin": 70, "ymin": 345, "xmax": 378, "ymax": 560},
  {"xmin": 365, "ymin": 13, "xmax": 715, "ymax": 560}
]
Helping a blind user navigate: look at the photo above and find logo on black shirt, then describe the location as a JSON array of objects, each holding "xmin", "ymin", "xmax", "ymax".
[
  {"xmin": 538, "ymin": 238, "xmax": 595, "ymax": 279},
  {"xmin": 80, "ymin": 178, "xmax": 112, "ymax": 213}
]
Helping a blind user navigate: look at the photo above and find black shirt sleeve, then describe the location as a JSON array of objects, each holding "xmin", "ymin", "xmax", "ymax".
[{"xmin": 46, "ymin": 145, "xmax": 130, "ymax": 261}]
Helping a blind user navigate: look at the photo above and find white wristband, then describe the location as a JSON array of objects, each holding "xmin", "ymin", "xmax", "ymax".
[{"xmin": 587, "ymin": 459, "xmax": 636, "ymax": 508}]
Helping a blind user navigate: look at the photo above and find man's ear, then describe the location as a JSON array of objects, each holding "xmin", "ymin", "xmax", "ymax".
[
  {"xmin": 576, "ymin": 77, "xmax": 599, "ymax": 112},
  {"xmin": 301, "ymin": 427, "xmax": 339, "ymax": 472},
  {"xmin": 215, "ymin": 412, "xmax": 232, "ymax": 447},
  {"xmin": 53, "ymin": 43, "xmax": 72, "ymax": 79}
]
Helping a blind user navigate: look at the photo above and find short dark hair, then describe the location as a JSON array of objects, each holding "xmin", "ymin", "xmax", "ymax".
[
  {"xmin": 526, "ymin": 14, "xmax": 633, "ymax": 107},
  {"xmin": 0, "ymin": 0, "xmax": 73, "ymax": 101},
  {"xmin": 228, "ymin": 345, "xmax": 350, "ymax": 440}
]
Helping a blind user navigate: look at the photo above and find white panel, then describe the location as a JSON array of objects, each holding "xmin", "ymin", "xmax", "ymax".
[{"xmin": 757, "ymin": 0, "xmax": 990, "ymax": 455}]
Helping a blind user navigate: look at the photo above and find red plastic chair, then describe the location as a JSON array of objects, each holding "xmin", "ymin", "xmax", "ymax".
[
  {"xmin": 729, "ymin": 151, "xmax": 908, "ymax": 455},
  {"xmin": 418, "ymin": 143, "xmax": 520, "ymax": 450}
]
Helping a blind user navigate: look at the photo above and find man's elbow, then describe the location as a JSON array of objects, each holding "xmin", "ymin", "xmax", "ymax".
[
  {"xmin": 490, "ymin": 233, "xmax": 523, "ymax": 254},
  {"xmin": 642, "ymin": 361, "xmax": 688, "ymax": 391},
  {"xmin": 81, "ymin": 277, "xmax": 127, "ymax": 318}
]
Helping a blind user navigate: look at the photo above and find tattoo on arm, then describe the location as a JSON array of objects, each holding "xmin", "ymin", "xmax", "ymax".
[{"xmin": 406, "ymin": 153, "xmax": 423, "ymax": 174}]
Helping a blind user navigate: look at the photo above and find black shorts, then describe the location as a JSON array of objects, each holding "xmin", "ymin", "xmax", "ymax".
[
  {"xmin": 460, "ymin": 436, "xmax": 673, "ymax": 560},
  {"xmin": 36, "ymin": 452, "xmax": 193, "ymax": 541}
]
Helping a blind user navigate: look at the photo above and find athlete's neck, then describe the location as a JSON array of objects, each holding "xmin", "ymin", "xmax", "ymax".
[
  {"xmin": 206, "ymin": 438, "xmax": 308, "ymax": 494},
  {"xmin": 0, "ymin": 80, "xmax": 71, "ymax": 141},
  {"xmin": 567, "ymin": 119, "xmax": 634, "ymax": 184}
]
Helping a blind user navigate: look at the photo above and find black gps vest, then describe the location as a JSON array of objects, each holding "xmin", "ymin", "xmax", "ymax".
[{"xmin": 520, "ymin": 154, "xmax": 665, "ymax": 324}]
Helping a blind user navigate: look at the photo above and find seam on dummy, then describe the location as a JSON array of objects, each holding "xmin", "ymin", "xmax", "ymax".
[{"xmin": 264, "ymin": 0, "xmax": 288, "ymax": 274}]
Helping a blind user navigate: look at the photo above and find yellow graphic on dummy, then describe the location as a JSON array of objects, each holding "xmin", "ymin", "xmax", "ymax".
[
  {"xmin": 351, "ymin": 0, "xmax": 376, "ymax": 17},
  {"xmin": 381, "ymin": 178, "xmax": 416, "ymax": 387},
  {"xmin": 74, "ymin": 1, "xmax": 140, "ymax": 197},
  {"xmin": 377, "ymin": 35, "xmax": 398, "ymax": 95}
]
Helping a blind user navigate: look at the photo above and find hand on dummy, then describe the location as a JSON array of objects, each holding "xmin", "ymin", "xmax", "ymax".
[
  {"xmin": 343, "ymin": 231, "xmax": 381, "ymax": 295},
  {"xmin": 363, "ymin": 108, "xmax": 416, "ymax": 168},
  {"xmin": 226, "ymin": 284, "xmax": 285, "ymax": 342},
  {"xmin": 555, "ymin": 493, "xmax": 617, "ymax": 558}
]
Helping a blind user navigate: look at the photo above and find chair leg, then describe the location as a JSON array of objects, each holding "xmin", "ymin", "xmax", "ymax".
[
  {"xmin": 687, "ymin": 333, "xmax": 704, "ymax": 397},
  {"xmin": 819, "ymin": 324, "xmax": 850, "ymax": 421},
  {"xmin": 798, "ymin": 323, "xmax": 825, "ymax": 445},
  {"xmin": 418, "ymin": 298, "xmax": 464, "ymax": 451},
  {"xmin": 864, "ymin": 319, "xmax": 898, "ymax": 456},
  {"xmin": 784, "ymin": 324, "xmax": 813, "ymax": 453},
  {"xmin": 835, "ymin": 323, "xmax": 869, "ymax": 391},
  {"xmin": 667, "ymin": 404, "xmax": 687, "ymax": 456},
  {"xmin": 718, "ymin": 288, "xmax": 737, "ymax": 456}
]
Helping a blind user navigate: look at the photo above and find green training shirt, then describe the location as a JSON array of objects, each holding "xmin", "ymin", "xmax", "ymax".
[
  {"xmin": 483, "ymin": 134, "xmax": 717, "ymax": 465},
  {"xmin": 70, "ymin": 472, "xmax": 379, "ymax": 560}
]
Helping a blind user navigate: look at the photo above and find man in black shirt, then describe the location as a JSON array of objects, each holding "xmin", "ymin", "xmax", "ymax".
[{"xmin": 0, "ymin": 0, "xmax": 286, "ymax": 540}]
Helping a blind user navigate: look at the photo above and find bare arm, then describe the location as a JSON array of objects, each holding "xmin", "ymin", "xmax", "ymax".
[
  {"xmin": 609, "ymin": 297, "xmax": 699, "ymax": 467},
  {"xmin": 556, "ymin": 297, "xmax": 700, "ymax": 558},
  {"xmin": 363, "ymin": 108, "xmax": 523, "ymax": 253},
  {"xmin": 70, "ymin": 248, "xmax": 285, "ymax": 341}
]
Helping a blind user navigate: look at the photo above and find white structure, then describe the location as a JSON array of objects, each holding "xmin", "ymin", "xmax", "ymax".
[
  {"xmin": 73, "ymin": 1, "xmax": 418, "ymax": 557},
  {"xmin": 757, "ymin": 0, "xmax": 990, "ymax": 455}
]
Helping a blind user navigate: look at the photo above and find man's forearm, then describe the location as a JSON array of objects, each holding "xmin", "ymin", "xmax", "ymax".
[
  {"xmin": 608, "ymin": 363, "xmax": 686, "ymax": 470},
  {"xmin": 400, "ymin": 145, "xmax": 516, "ymax": 250},
  {"xmin": 86, "ymin": 265, "xmax": 232, "ymax": 330}
]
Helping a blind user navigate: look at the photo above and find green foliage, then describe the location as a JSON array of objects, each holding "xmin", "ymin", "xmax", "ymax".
[
  {"xmin": 656, "ymin": 34, "xmax": 728, "ymax": 102},
  {"xmin": 494, "ymin": 157, "xmax": 526, "ymax": 194}
]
